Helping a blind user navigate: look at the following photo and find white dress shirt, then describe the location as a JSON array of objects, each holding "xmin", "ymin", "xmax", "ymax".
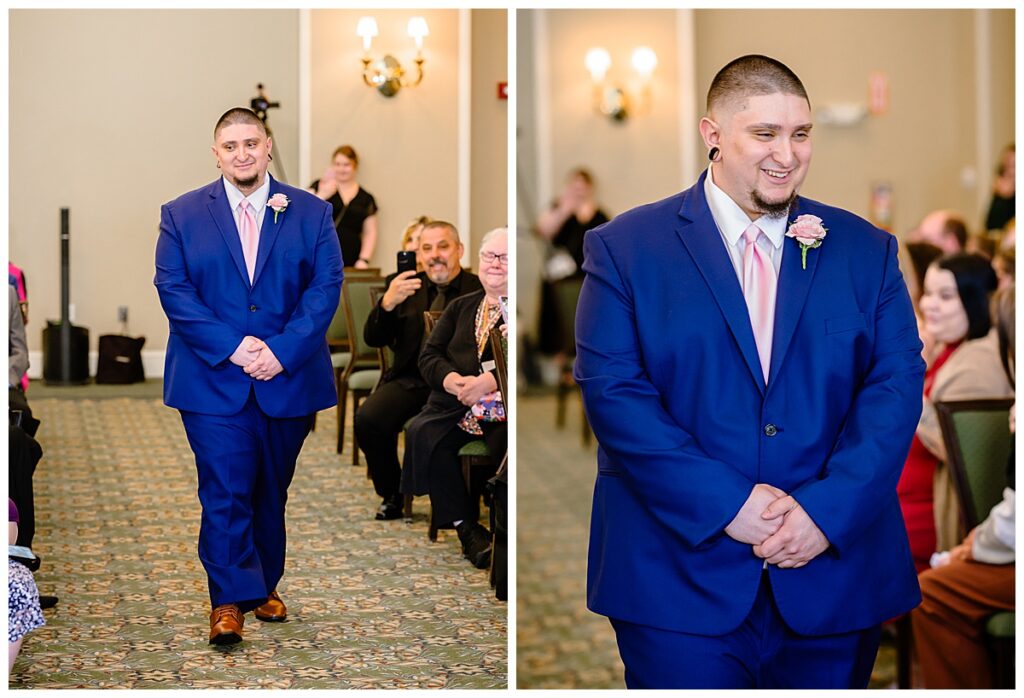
[
  {"xmin": 703, "ymin": 165, "xmax": 787, "ymax": 284},
  {"xmin": 222, "ymin": 175, "xmax": 271, "ymax": 234}
]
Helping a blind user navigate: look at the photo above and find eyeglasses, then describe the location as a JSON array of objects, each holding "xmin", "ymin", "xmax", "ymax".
[{"xmin": 479, "ymin": 251, "xmax": 509, "ymax": 266}]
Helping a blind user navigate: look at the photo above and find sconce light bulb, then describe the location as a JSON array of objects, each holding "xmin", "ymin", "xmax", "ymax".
[
  {"xmin": 585, "ymin": 47, "xmax": 612, "ymax": 83},
  {"xmin": 357, "ymin": 16, "xmax": 379, "ymax": 53},
  {"xmin": 631, "ymin": 47, "xmax": 657, "ymax": 78},
  {"xmin": 408, "ymin": 16, "xmax": 429, "ymax": 50}
]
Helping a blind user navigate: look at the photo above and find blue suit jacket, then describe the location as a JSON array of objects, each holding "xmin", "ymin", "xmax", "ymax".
[
  {"xmin": 155, "ymin": 175, "xmax": 343, "ymax": 418},
  {"xmin": 575, "ymin": 171, "xmax": 925, "ymax": 636}
]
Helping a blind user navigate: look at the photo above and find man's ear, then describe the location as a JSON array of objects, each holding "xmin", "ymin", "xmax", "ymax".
[{"xmin": 699, "ymin": 117, "xmax": 721, "ymax": 150}]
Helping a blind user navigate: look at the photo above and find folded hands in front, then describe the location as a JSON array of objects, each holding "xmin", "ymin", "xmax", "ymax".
[
  {"xmin": 724, "ymin": 483, "xmax": 830, "ymax": 568},
  {"xmin": 230, "ymin": 336, "xmax": 283, "ymax": 381}
]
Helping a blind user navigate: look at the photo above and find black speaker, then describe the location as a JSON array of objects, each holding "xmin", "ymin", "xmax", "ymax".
[
  {"xmin": 42, "ymin": 322, "xmax": 90, "ymax": 385},
  {"xmin": 42, "ymin": 207, "xmax": 91, "ymax": 385}
]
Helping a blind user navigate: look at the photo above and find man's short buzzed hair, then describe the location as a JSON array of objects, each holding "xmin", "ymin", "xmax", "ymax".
[
  {"xmin": 707, "ymin": 54, "xmax": 809, "ymax": 114},
  {"xmin": 422, "ymin": 220, "xmax": 461, "ymax": 244},
  {"xmin": 214, "ymin": 107, "xmax": 267, "ymax": 140}
]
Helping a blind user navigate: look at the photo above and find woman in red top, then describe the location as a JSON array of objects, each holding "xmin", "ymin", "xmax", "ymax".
[{"xmin": 898, "ymin": 254, "xmax": 999, "ymax": 572}]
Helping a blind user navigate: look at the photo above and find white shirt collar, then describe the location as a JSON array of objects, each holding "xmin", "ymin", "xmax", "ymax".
[
  {"xmin": 704, "ymin": 165, "xmax": 787, "ymax": 249},
  {"xmin": 222, "ymin": 174, "xmax": 271, "ymax": 214}
]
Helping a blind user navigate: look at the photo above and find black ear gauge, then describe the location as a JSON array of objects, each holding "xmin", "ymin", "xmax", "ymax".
[{"xmin": 708, "ymin": 146, "xmax": 720, "ymax": 162}]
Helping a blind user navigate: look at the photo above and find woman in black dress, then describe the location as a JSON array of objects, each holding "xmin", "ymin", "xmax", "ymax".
[
  {"xmin": 309, "ymin": 145, "xmax": 379, "ymax": 268},
  {"xmin": 535, "ymin": 168, "xmax": 610, "ymax": 355}
]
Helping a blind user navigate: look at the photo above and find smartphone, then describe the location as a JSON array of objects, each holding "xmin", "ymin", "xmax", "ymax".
[
  {"xmin": 397, "ymin": 250, "xmax": 417, "ymax": 274},
  {"xmin": 499, "ymin": 295, "xmax": 509, "ymax": 325}
]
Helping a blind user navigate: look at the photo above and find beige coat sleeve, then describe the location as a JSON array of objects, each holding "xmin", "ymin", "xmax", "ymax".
[{"xmin": 917, "ymin": 331, "xmax": 1013, "ymax": 462}]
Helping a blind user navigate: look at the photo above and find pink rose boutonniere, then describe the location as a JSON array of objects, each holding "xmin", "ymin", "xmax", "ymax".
[
  {"xmin": 785, "ymin": 214, "xmax": 828, "ymax": 270},
  {"xmin": 268, "ymin": 193, "xmax": 290, "ymax": 224}
]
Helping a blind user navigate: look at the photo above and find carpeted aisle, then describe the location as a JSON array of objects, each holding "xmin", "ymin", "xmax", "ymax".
[{"xmin": 10, "ymin": 389, "xmax": 506, "ymax": 689}]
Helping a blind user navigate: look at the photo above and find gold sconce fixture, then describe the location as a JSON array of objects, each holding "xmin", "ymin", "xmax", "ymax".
[
  {"xmin": 585, "ymin": 46, "xmax": 657, "ymax": 122},
  {"xmin": 357, "ymin": 16, "xmax": 429, "ymax": 98}
]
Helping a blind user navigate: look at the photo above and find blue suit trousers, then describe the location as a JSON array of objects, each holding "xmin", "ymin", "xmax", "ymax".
[
  {"xmin": 611, "ymin": 571, "xmax": 882, "ymax": 689},
  {"xmin": 180, "ymin": 389, "xmax": 313, "ymax": 611}
]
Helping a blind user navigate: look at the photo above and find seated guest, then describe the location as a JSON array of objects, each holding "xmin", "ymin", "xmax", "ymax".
[
  {"xmin": 911, "ymin": 286, "xmax": 1014, "ymax": 689},
  {"xmin": 898, "ymin": 254, "xmax": 1011, "ymax": 572},
  {"xmin": 9, "ymin": 286, "xmax": 38, "ymax": 438},
  {"xmin": 9, "ymin": 498, "xmax": 45, "ymax": 671},
  {"xmin": 992, "ymin": 247, "xmax": 1014, "ymax": 291},
  {"xmin": 400, "ymin": 215, "xmax": 431, "ymax": 273},
  {"xmin": 402, "ymin": 228, "xmax": 508, "ymax": 568},
  {"xmin": 910, "ymin": 210, "xmax": 968, "ymax": 255},
  {"xmin": 356, "ymin": 221, "xmax": 482, "ymax": 520}
]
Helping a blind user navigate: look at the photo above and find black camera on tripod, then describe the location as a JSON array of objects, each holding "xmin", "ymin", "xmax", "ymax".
[{"xmin": 250, "ymin": 83, "xmax": 280, "ymax": 123}]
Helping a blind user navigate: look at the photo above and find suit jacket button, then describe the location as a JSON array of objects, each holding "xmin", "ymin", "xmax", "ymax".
[
  {"xmin": 249, "ymin": 305, "xmax": 257, "ymax": 312},
  {"xmin": 764, "ymin": 424, "xmax": 778, "ymax": 437}
]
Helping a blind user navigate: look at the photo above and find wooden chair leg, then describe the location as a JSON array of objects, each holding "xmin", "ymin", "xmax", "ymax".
[
  {"xmin": 351, "ymin": 391, "xmax": 364, "ymax": 466},
  {"xmin": 896, "ymin": 614, "xmax": 913, "ymax": 689},
  {"xmin": 336, "ymin": 381, "xmax": 349, "ymax": 455},
  {"xmin": 555, "ymin": 381, "xmax": 568, "ymax": 428},
  {"xmin": 403, "ymin": 494, "xmax": 413, "ymax": 521}
]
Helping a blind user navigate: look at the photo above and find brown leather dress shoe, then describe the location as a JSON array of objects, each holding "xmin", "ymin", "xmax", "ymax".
[
  {"xmin": 253, "ymin": 590, "xmax": 287, "ymax": 622},
  {"xmin": 209, "ymin": 604, "xmax": 244, "ymax": 645}
]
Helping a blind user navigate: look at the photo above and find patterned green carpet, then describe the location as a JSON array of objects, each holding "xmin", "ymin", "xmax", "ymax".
[
  {"xmin": 516, "ymin": 393, "xmax": 899, "ymax": 689},
  {"xmin": 10, "ymin": 391, "xmax": 506, "ymax": 689}
]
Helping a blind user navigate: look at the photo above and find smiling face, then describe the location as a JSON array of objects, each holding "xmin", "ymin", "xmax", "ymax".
[
  {"xmin": 477, "ymin": 230, "xmax": 508, "ymax": 299},
  {"xmin": 212, "ymin": 123, "xmax": 272, "ymax": 194},
  {"xmin": 701, "ymin": 92, "xmax": 812, "ymax": 220},
  {"xmin": 919, "ymin": 265, "xmax": 970, "ymax": 344},
  {"xmin": 332, "ymin": 153, "xmax": 357, "ymax": 184},
  {"xmin": 419, "ymin": 225, "xmax": 463, "ymax": 284}
]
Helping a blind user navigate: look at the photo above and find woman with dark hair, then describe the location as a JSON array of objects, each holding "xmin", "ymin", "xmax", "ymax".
[
  {"xmin": 897, "ymin": 253, "xmax": 1012, "ymax": 571},
  {"xmin": 309, "ymin": 145, "xmax": 379, "ymax": 268}
]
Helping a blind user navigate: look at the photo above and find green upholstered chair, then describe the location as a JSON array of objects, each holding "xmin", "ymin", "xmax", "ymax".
[
  {"xmin": 336, "ymin": 275, "xmax": 384, "ymax": 456},
  {"xmin": 935, "ymin": 398, "xmax": 1015, "ymax": 689},
  {"xmin": 552, "ymin": 276, "xmax": 591, "ymax": 446}
]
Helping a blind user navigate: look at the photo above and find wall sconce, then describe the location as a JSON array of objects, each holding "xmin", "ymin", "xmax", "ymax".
[
  {"xmin": 357, "ymin": 16, "xmax": 429, "ymax": 98},
  {"xmin": 585, "ymin": 46, "xmax": 657, "ymax": 122}
]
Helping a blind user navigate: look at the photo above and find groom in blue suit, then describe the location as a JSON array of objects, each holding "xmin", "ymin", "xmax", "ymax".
[
  {"xmin": 575, "ymin": 55, "xmax": 925, "ymax": 688},
  {"xmin": 155, "ymin": 108, "xmax": 342, "ymax": 644}
]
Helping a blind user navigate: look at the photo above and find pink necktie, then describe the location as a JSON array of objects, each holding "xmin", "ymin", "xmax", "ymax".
[
  {"xmin": 238, "ymin": 201, "xmax": 258, "ymax": 283},
  {"xmin": 742, "ymin": 224, "xmax": 776, "ymax": 382}
]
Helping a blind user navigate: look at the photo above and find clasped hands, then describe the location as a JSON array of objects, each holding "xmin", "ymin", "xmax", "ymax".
[
  {"xmin": 230, "ymin": 336, "xmax": 283, "ymax": 381},
  {"xmin": 724, "ymin": 483, "xmax": 830, "ymax": 569},
  {"xmin": 443, "ymin": 371, "xmax": 497, "ymax": 407}
]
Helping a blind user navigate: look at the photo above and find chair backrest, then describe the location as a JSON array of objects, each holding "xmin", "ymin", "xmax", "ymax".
[
  {"xmin": 935, "ymin": 398, "xmax": 1014, "ymax": 531},
  {"xmin": 343, "ymin": 266, "xmax": 382, "ymax": 278},
  {"xmin": 552, "ymin": 277, "xmax": 584, "ymax": 356},
  {"xmin": 341, "ymin": 275, "xmax": 385, "ymax": 374},
  {"xmin": 369, "ymin": 286, "xmax": 392, "ymax": 389},
  {"xmin": 325, "ymin": 287, "xmax": 349, "ymax": 351},
  {"xmin": 423, "ymin": 310, "xmax": 443, "ymax": 339},
  {"xmin": 489, "ymin": 327, "xmax": 508, "ymax": 401}
]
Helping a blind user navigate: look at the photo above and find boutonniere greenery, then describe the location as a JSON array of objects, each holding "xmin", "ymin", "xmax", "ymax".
[
  {"xmin": 785, "ymin": 214, "xmax": 828, "ymax": 270},
  {"xmin": 268, "ymin": 193, "xmax": 290, "ymax": 224}
]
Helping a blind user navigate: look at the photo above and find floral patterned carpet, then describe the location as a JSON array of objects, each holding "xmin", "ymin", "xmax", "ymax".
[{"xmin": 10, "ymin": 392, "xmax": 506, "ymax": 689}]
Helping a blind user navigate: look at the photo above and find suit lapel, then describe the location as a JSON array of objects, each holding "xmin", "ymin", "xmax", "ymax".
[
  {"xmin": 252, "ymin": 175, "xmax": 284, "ymax": 288},
  {"xmin": 207, "ymin": 180, "xmax": 251, "ymax": 288},
  {"xmin": 767, "ymin": 199, "xmax": 819, "ymax": 394},
  {"xmin": 675, "ymin": 173, "xmax": 766, "ymax": 394}
]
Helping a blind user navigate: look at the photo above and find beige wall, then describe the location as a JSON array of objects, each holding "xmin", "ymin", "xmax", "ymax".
[
  {"xmin": 10, "ymin": 9, "xmax": 299, "ymax": 360},
  {"xmin": 517, "ymin": 8, "xmax": 1014, "ymax": 341},
  {"xmin": 11, "ymin": 8, "xmax": 507, "ymax": 367},
  {"xmin": 470, "ymin": 10, "xmax": 509, "ymax": 243}
]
